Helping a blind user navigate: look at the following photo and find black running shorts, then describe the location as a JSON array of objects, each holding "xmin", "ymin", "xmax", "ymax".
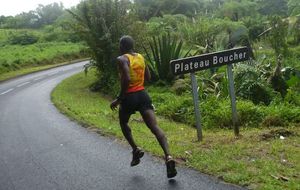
[{"xmin": 119, "ymin": 90, "xmax": 154, "ymax": 115}]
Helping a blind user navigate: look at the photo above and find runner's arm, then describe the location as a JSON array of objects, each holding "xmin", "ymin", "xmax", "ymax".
[
  {"xmin": 145, "ymin": 65, "xmax": 151, "ymax": 82},
  {"xmin": 117, "ymin": 56, "xmax": 130, "ymax": 99}
]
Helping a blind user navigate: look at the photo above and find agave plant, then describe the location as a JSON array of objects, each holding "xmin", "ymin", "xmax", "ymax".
[{"xmin": 143, "ymin": 32, "xmax": 191, "ymax": 83}]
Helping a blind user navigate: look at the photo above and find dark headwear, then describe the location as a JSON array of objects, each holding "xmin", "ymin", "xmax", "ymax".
[{"xmin": 120, "ymin": 35, "xmax": 134, "ymax": 52}]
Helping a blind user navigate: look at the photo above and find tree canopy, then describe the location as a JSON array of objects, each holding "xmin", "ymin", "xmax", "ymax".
[{"xmin": 0, "ymin": 2, "xmax": 64, "ymax": 29}]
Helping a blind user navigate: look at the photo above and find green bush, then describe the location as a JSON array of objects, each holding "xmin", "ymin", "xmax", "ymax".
[
  {"xmin": 202, "ymin": 98, "xmax": 232, "ymax": 128},
  {"xmin": 236, "ymin": 100, "xmax": 265, "ymax": 127},
  {"xmin": 147, "ymin": 84, "xmax": 300, "ymax": 129},
  {"xmin": 8, "ymin": 32, "xmax": 39, "ymax": 45},
  {"xmin": 285, "ymin": 89, "xmax": 300, "ymax": 105},
  {"xmin": 171, "ymin": 79, "xmax": 190, "ymax": 95},
  {"xmin": 234, "ymin": 64, "xmax": 274, "ymax": 105},
  {"xmin": 272, "ymin": 104, "xmax": 300, "ymax": 123},
  {"xmin": 286, "ymin": 46, "xmax": 300, "ymax": 69}
]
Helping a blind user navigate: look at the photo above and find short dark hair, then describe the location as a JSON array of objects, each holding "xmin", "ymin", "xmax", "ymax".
[{"xmin": 120, "ymin": 35, "xmax": 134, "ymax": 52}]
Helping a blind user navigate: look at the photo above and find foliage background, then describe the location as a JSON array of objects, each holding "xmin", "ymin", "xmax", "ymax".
[
  {"xmin": 1, "ymin": 0, "xmax": 299, "ymax": 189},
  {"xmin": 1, "ymin": 0, "xmax": 299, "ymax": 128}
]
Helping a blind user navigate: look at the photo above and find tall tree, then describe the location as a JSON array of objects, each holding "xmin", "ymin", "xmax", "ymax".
[
  {"xmin": 0, "ymin": 3, "xmax": 65, "ymax": 29},
  {"xmin": 14, "ymin": 11, "xmax": 39, "ymax": 28},
  {"xmin": 219, "ymin": 0, "xmax": 258, "ymax": 21},
  {"xmin": 69, "ymin": 0, "xmax": 131, "ymax": 92},
  {"xmin": 134, "ymin": 0, "xmax": 162, "ymax": 20},
  {"xmin": 0, "ymin": 16, "xmax": 6, "ymax": 28},
  {"xmin": 268, "ymin": 16, "xmax": 289, "ymax": 57},
  {"xmin": 36, "ymin": 2, "xmax": 64, "ymax": 26},
  {"xmin": 203, "ymin": 0, "xmax": 225, "ymax": 15},
  {"xmin": 288, "ymin": 0, "xmax": 300, "ymax": 16},
  {"xmin": 258, "ymin": 0, "xmax": 288, "ymax": 16},
  {"xmin": 134, "ymin": 0, "xmax": 203, "ymax": 20}
]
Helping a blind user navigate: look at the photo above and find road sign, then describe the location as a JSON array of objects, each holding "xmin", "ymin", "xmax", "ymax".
[
  {"xmin": 171, "ymin": 47, "xmax": 249, "ymax": 75},
  {"xmin": 170, "ymin": 47, "xmax": 250, "ymax": 141}
]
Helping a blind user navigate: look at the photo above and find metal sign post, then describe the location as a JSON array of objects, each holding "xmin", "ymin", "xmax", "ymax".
[
  {"xmin": 170, "ymin": 47, "xmax": 249, "ymax": 140},
  {"xmin": 227, "ymin": 64, "xmax": 239, "ymax": 136},
  {"xmin": 190, "ymin": 72, "xmax": 203, "ymax": 141}
]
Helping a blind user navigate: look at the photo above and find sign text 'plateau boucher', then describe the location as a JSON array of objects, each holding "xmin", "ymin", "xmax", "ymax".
[{"xmin": 171, "ymin": 47, "xmax": 249, "ymax": 75}]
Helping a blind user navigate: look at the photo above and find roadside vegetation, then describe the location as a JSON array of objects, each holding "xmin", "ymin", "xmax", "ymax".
[
  {"xmin": 0, "ymin": 3, "xmax": 88, "ymax": 81},
  {"xmin": 2, "ymin": 0, "xmax": 299, "ymax": 189},
  {"xmin": 52, "ymin": 0, "xmax": 299, "ymax": 189},
  {"xmin": 68, "ymin": 0, "xmax": 300, "ymax": 106},
  {"xmin": 52, "ymin": 70, "xmax": 300, "ymax": 190}
]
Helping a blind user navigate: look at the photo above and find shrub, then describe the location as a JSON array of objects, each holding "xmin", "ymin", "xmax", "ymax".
[
  {"xmin": 276, "ymin": 105, "xmax": 300, "ymax": 123},
  {"xmin": 8, "ymin": 32, "xmax": 39, "ymax": 45},
  {"xmin": 284, "ymin": 89, "xmax": 300, "ymax": 106},
  {"xmin": 149, "ymin": 87, "xmax": 194, "ymax": 124},
  {"xmin": 148, "ymin": 84, "xmax": 300, "ymax": 129},
  {"xmin": 237, "ymin": 100, "xmax": 265, "ymax": 127},
  {"xmin": 234, "ymin": 64, "xmax": 274, "ymax": 105},
  {"xmin": 205, "ymin": 101, "xmax": 232, "ymax": 128},
  {"xmin": 171, "ymin": 79, "xmax": 190, "ymax": 95}
]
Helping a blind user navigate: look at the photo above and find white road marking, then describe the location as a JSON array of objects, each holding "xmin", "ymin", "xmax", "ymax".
[
  {"xmin": 72, "ymin": 66, "xmax": 83, "ymax": 69},
  {"xmin": 17, "ymin": 82, "xmax": 30, "ymax": 87},
  {"xmin": 47, "ymin": 71, "xmax": 59, "ymax": 76},
  {"xmin": 0, "ymin": 88, "xmax": 14, "ymax": 95},
  {"xmin": 34, "ymin": 77, "xmax": 44, "ymax": 81}
]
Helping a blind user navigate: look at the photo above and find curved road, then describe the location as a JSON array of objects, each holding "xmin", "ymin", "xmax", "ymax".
[{"xmin": 0, "ymin": 62, "xmax": 244, "ymax": 190}]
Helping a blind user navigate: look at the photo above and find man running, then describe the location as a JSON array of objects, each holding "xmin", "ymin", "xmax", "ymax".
[{"xmin": 110, "ymin": 35, "xmax": 177, "ymax": 178}]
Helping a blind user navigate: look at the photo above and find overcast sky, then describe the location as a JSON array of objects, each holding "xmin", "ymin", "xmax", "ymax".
[{"xmin": 0, "ymin": 0, "xmax": 81, "ymax": 16}]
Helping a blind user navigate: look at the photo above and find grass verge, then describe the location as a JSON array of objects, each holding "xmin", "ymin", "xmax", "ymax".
[
  {"xmin": 0, "ymin": 58, "xmax": 89, "ymax": 82},
  {"xmin": 51, "ymin": 71, "xmax": 300, "ymax": 190}
]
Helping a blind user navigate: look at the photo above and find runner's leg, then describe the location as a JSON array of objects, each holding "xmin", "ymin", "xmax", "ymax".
[
  {"xmin": 141, "ymin": 109, "xmax": 177, "ymax": 178},
  {"xmin": 140, "ymin": 109, "xmax": 170, "ymax": 158},
  {"xmin": 119, "ymin": 111, "xmax": 137, "ymax": 150}
]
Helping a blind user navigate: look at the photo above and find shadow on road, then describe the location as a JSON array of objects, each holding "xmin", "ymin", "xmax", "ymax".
[
  {"xmin": 168, "ymin": 179, "xmax": 181, "ymax": 189},
  {"xmin": 126, "ymin": 175, "xmax": 182, "ymax": 190}
]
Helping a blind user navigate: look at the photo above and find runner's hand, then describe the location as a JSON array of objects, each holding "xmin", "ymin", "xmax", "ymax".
[{"xmin": 110, "ymin": 99, "xmax": 120, "ymax": 110}]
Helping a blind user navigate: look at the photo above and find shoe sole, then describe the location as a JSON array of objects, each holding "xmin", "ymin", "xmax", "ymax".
[
  {"xmin": 130, "ymin": 151, "xmax": 144, "ymax": 167},
  {"xmin": 166, "ymin": 159, "xmax": 177, "ymax": 178}
]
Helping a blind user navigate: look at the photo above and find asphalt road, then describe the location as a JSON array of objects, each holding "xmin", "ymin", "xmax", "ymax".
[{"xmin": 0, "ymin": 62, "xmax": 245, "ymax": 190}]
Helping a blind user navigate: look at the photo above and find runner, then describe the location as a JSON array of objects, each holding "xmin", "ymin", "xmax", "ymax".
[{"xmin": 110, "ymin": 35, "xmax": 177, "ymax": 178}]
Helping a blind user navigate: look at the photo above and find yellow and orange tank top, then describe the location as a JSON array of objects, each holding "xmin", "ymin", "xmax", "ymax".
[{"xmin": 124, "ymin": 53, "xmax": 145, "ymax": 93}]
